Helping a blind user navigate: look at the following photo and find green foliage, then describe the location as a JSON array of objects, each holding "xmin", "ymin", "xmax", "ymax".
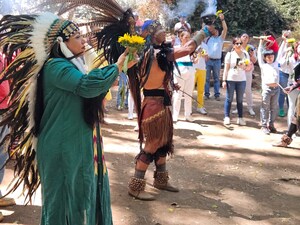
[
  {"xmin": 172, "ymin": 0, "xmax": 299, "ymax": 37},
  {"xmin": 217, "ymin": 0, "xmax": 290, "ymax": 36},
  {"xmin": 269, "ymin": 0, "xmax": 300, "ymax": 39}
]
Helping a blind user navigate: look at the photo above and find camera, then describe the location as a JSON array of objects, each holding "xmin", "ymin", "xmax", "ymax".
[
  {"xmin": 246, "ymin": 44, "xmax": 255, "ymax": 54},
  {"xmin": 201, "ymin": 14, "xmax": 216, "ymax": 25}
]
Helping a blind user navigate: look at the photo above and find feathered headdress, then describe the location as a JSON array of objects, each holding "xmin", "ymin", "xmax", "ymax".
[
  {"xmin": 39, "ymin": 0, "xmax": 149, "ymax": 146},
  {"xmin": 39, "ymin": 0, "xmax": 136, "ymax": 64},
  {"xmin": 38, "ymin": 0, "xmax": 144, "ymax": 130},
  {"xmin": 0, "ymin": 12, "xmax": 80, "ymax": 203}
]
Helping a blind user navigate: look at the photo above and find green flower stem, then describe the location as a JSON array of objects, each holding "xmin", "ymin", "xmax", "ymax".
[{"xmin": 123, "ymin": 55, "xmax": 129, "ymax": 73}]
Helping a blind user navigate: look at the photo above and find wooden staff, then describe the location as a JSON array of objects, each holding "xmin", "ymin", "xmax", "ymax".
[
  {"xmin": 253, "ymin": 35, "xmax": 271, "ymax": 39},
  {"xmin": 277, "ymin": 83, "xmax": 288, "ymax": 94}
]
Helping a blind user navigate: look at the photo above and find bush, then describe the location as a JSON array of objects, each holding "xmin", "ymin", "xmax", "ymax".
[{"xmin": 185, "ymin": 0, "xmax": 297, "ymax": 37}]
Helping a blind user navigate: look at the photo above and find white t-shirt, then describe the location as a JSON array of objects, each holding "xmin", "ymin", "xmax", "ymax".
[
  {"xmin": 260, "ymin": 63, "xmax": 279, "ymax": 86},
  {"xmin": 257, "ymin": 43, "xmax": 279, "ymax": 87},
  {"xmin": 174, "ymin": 47, "xmax": 195, "ymax": 81},
  {"xmin": 224, "ymin": 50, "xmax": 249, "ymax": 81},
  {"xmin": 277, "ymin": 41, "xmax": 294, "ymax": 75}
]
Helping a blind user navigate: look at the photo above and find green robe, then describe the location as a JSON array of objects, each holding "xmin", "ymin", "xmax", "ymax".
[{"xmin": 37, "ymin": 58, "xmax": 118, "ymax": 225}]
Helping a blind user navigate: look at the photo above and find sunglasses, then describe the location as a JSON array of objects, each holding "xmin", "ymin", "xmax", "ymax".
[{"xmin": 235, "ymin": 42, "xmax": 243, "ymax": 46}]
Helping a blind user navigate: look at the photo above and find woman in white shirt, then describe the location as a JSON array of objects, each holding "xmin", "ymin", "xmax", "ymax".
[
  {"xmin": 173, "ymin": 31, "xmax": 195, "ymax": 122},
  {"xmin": 222, "ymin": 37, "xmax": 251, "ymax": 126},
  {"xmin": 277, "ymin": 36, "xmax": 300, "ymax": 125}
]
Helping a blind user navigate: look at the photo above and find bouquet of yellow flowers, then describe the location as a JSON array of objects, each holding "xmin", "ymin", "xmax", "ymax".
[
  {"xmin": 239, "ymin": 58, "xmax": 250, "ymax": 66},
  {"xmin": 235, "ymin": 58, "xmax": 250, "ymax": 69},
  {"xmin": 200, "ymin": 49, "xmax": 206, "ymax": 56},
  {"xmin": 216, "ymin": 10, "xmax": 228, "ymax": 17},
  {"xmin": 285, "ymin": 39, "xmax": 296, "ymax": 65},
  {"xmin": 216, "ymin": 10, "xmax": 223, "ymax": 17},
  {"xmin": 287, "ymin": 38, "xmax": 296, "ymax": 43},
  {"xmin": 118, "ymin": 33, "xmax": 145, "ymax": 73},
  {"xmin": 243, "ymin": 59, "xmax": 250, "ymax": 66}
]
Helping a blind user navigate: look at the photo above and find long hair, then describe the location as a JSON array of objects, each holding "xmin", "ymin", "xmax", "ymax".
[
  {"xmin": 38, "ymin": 1, "xmax": 136, "ymax": 128},
  {"xmin": 34, "ymin": 42, "xmax": 104, "ymax": 135},
  {"xmin": 135, "ymin": 41, "xmax": 175, "ymax": 147},
  {"xmin": 264, "ymin": 29, "xmax": 276, "ymax": 39}
]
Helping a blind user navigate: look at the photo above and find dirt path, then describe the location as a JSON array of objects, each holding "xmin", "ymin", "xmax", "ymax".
[{"xmin": 1, "ymin": 85, "xmax": 300, "ymax": 225}]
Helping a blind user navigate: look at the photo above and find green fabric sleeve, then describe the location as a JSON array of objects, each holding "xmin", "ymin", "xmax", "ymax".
[{"xmin": 44, "ymin": 58, "xmax": 119, "ymax": 98}]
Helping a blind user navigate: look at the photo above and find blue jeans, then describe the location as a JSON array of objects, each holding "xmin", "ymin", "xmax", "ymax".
[
  {"xmin": 278, "ymin": 71, "xmax": 289, "ymax": 110},
  {"xmin": 224, "ymin": 80, "xmax": 246, "ymax": 118},
  {"xmin": 205, "ymin": 59, "xmax": 221, "ymax": 98},
  {"xmin": 0, "ymin": 126, "xmax": 9, "ymax": 197},
  {"xmin": 260, "ymin": 87, "xmax": 279, "ymax": 127},
  {"xmin": 116, "ymin": 72, "xmax": 129, "ymax": 108}
]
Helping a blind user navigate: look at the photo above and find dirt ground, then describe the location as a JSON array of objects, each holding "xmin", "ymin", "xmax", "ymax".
[{"xmin": 0, "ymin": 79, "xmax": 300, "ymax": 225}]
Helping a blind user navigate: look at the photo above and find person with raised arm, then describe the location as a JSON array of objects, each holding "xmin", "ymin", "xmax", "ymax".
[{"xmin": 127, "ymin": 19, "xmax": 213, "ymax": 200}]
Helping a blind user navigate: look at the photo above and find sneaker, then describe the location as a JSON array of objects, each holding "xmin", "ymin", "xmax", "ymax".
[
  {"xmin": 204, "ymin": 96, "xmax": 210, "ymax": 100},
  {"xmin": 224, "ymin": 117, "xmax": 230, "ymax": 125},
  {"xmin": 215, "ymin": 96, "xmax": 221, "ymax": 101},
  {"xmin": 248, "ymin": 108, "xmax": 256, "ymax": 116},
  {"xmin": 117, "ymin": 106, "xmax": 123, "ymax": 111},
  {"xmin": 185, "ymin": 116, "xmax": 195, "ymax": 122},
  {"xmin": 237, "ymin": 118, "xmax": 246, "ymax": 126},
  {"xmin": 268, "ymin": 126, "xmax": 277, "ymax": 133},
  {"xmin": 278, "ymin": 108, "xmax": 285, "ymax": 117},
  {"xmin": 196, "ymin": 107, "xmax": 207, "ymax": 115},
  {"xmin": 261, "ymin": 126, "xmax": 270, "ymax": 135},
  {"xmin": 232, "ymin": 109, "xmax": 238, "ymax": 114}
]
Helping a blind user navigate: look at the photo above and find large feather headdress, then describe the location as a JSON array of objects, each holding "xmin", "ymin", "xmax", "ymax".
[
  {"xmin": 0, "ymin": 12, "xmax": 80, "ymax": 202},
  {"xmin": 39, "ymin": 0, "xmax": 147, "ymax": 148},
  {"xmin": 39, "ymin": 0, "xmax": 144, "ymax": 133},
  {"xmin": 39, "ymin": 0, "xmax": 136, "ymax": 64}
]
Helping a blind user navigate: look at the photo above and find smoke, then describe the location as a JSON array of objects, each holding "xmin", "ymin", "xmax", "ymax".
[
  {"xmin": 117, "ymin": 0, "xmax": 217, "ymax": 29},
  {"xmin": 118, "ymin": 0, "xmax": 138, "ymax": 9},
  {"xmin": 0, "ymin": 0, "xmax": 39, "ymax": 15},
  {"xmin": 174, "ymin": 0, "xmax": 202, "ymax": 18},
  {"xmin": 118, "ymin": 0, "xmax": 216, "ymax": 20},
  {"xmin": 170, "ymin": 0, "xmax": 217, "ymax": 18},
  {"xmin": 200, "ymin": 0, "xmax": 217, "ymax": 17}
]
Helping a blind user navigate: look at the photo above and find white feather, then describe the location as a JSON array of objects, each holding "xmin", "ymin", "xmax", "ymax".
[
  {"xmin": 29, "ymin": 12, "xmax": 59, "ymax": 67},
  {"xmin": 27, "ymin": 12, "xmax": 59, "ymax": 131}
]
